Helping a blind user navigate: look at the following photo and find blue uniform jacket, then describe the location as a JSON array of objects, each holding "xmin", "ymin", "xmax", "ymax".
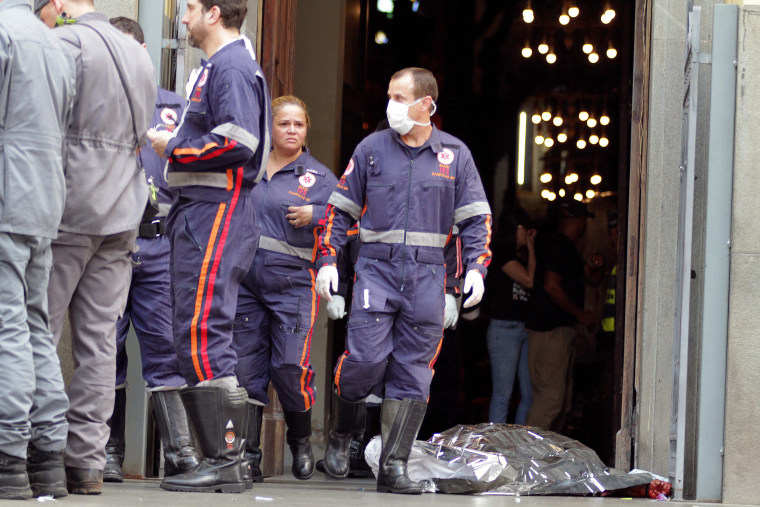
[
  {"xmin": 254, "ymin": 149, "xmax": 338, "ymax": 267},
  {"xmin": 164, "ymin": 39, "xmax": 270, "ymax": 198},
  {"xmin": 319, "ymin": 126, "xmax": 492, "ymax": 277},
  {"xmin": 139, "ymin": 87, "xmax": 184, "ymax": 212}
]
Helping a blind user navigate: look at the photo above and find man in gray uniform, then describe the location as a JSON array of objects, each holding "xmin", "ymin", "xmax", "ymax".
[
  {"xmin": 37, "ymin": 0, "xmax": 157, "ymax": 496},
  {"xmin": 0, "ymin": 0, "xmax": 75, "ymax": 500}
]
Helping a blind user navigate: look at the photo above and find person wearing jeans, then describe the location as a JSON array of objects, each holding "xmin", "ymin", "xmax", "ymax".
[{"xmin": 486, "ymin": 208, "xmax": 535, "ymax": 424}]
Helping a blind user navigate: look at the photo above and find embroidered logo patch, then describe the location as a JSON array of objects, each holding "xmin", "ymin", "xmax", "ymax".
[
  {"xmin": 197, "ymin": 68, "xmax": 209, "ymax": 87},
  {"xmin": 343, "ymin": 159, "xmax": 355, "ymax": 176},
  {"xmin": 437, "ymin": 148, "xmax": 455, "ymax": 165},
  {"xmin": 299, "ymin": 173, "xmax": 316, "ymax": 188},
  {"xmin": 160, "ymin": 108, "xmax": 178, "ymax": 125}
]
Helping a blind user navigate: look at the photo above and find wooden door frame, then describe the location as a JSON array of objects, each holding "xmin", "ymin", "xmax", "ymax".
[{"xmin": 616, "ymin": 0, "xmax": 652, "ymax": 471}]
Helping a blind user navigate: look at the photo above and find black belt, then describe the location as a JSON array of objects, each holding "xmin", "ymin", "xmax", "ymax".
[{"xmin": 138, "ymin": 217, "xmax": 167, "ymax": 238}]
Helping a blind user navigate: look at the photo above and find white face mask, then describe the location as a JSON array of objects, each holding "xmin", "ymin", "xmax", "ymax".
[{"xmin": 386, "ymin": 97, "xmax": 436, "ymax": 135}]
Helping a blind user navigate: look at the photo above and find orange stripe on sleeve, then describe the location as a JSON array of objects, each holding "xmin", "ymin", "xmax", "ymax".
[
  {"xmin": 174, "ymin": 142, "xmax": 219, "ymax": 156},
  {"xmin": 476, "ymin": 215, "xmax": 493, "ymax": 265}
]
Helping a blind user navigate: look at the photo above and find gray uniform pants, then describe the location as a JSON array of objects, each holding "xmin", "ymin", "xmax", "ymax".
[
  {"xmin": 0, "ymin": 233, "xmax": 69, "ymax": 459},
  {"xmin": 48, "ymin": 231, "xmax": 135, "ymax": 469}
]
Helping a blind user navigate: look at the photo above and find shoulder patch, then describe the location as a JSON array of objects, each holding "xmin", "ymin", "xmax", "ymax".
[
  {"xmin": 344, "ymin": 158, "xmax": 355, "ymax": 176},
  {"xmin": 299, "ymin": 173, "xmax": 316, "ymax": 188},
  {"xmin": 437, "ymin": 148, "xmax": 455, "ymax": 165}
]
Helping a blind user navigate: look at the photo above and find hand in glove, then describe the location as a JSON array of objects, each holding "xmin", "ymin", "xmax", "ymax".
[
  {"xmin": 444, "ymin": 293, "xmax": 459, "ymax": 329},
  {"xmin": 463, "ymin": 270, "xmax": 485, "ymax": 309},
  {"xmin": 325, "ymin": 295, "xmax": 347, "ymax": 320},
  {"xmin": 315, "ymin": 265, "xmax": 338, "ymax": 301}
]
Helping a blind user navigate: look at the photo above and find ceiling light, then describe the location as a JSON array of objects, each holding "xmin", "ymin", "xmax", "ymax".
[
  {"xmin": 547, "ymin": 192, "xmax": 557, "ymax": 201},
  {"xmin": 559, "ymin": 188, "xmax": 566, "ymax": 197},
  {"xmin": 532, "ymin": 113, "xmax": 541, "ymax": 124},
  {"xmin": 590, "ymin": 174, "xmax": 602, "ymax": 185},
  {"xmin": 574, "ymin": 193, "xmax": 583, "ymax": 201},
  {"xmin": 582, "ymin": 43, "xmax": 593, "ymax": 54},
  {"xmin": 577, "ymin": 139, "xmax": 586, "ymax": 149},
  {"xmin": 544, "ymin": 137, "xmax": 554, "ymax": 147},
  {"xmin": 589, "ymin": 134, "xmax": 599, "ymax": 144},
  {"xmin": 374, "ymin": 31, "xmax": 389, "ymax": 44},
  {"xmin": 599, "ymin": 137, "xmax": 609, "ymax": 147},
  {"xmin": 546, "ymin": 52, "xmax": 557, "ymax": 64},
  {"xmin": 523, "ymin": 8, "xmax": 534, "ymax": 23},
  {"xmin": 559, "ymin": 14, "xmax": 570, "ymax": 25},
  {"xmin": 377, "ymin": 0, "xmax": 394, "ymax": 14},
  {"xmin": 541, "ymin": 189, "xmax": 551, "ymax": 199},
  {"xmin": 589, "ymin": 52, "xmax": 600, "ymax": 63},
  {"xmin": 568, "ymin": 6, "xmax": 579, "ymax": 17},
  {"xmin": 600, "ymin": 115, "xmax": 610, "ymax": 125},
  {"xmin": 557, "ymin": 132, "xmax": 568, "ymax": 143},
  {"xmin": 541, "ymin": 111, "xmax": 552, "ymax": 121},
  {"xmin": 607, "ymin": 47, "xmax": 618, "ymax": 59},
  {"xmin": 540, "ymin": 172, "xmax": 552, "ymax": 183},
  {"xmin": 553, "ymin": 116, "xmax": 563, "ymax": 127},
  {"xmin": 587, "ymin": 118, "xmax": 597, "ymax": 128},
  {"xmin": 604, "ymin": 8, "xmax": 616, "ymax": 21},
  {"xmin": 522, "ymin": 46, "xmax": 533, "ymax": 58},
  {"xmin": 578, "ymin": 111, "xmax": 589, "ymax": 121},
  {"xmin": 586, "ymin": 189, "xmax": 596, "ymax": 199},
  {"xmin": 535, "ymin": 135, "xmax": 545, "ymax": 145},
  {"xmin": 538, "ymin": 42, "xmax": 549, "ymax": 54}
]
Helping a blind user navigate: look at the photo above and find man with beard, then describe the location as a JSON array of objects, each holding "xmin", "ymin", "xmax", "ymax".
[{"xmin": 147, "ymin": 0, "xmax": 270, "ymax": 494}]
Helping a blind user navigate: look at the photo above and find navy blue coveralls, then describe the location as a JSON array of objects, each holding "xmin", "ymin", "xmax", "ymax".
[
  {"xmin": 163, "ymin": 40, "xmax": 271, "ymax": 385},
  {"xmin": 318, "ymin": 127, "xmax": 492, "ymax": 402},
  {"xmin": 115, "ymin": 88, "xmax": 185, "ymax": 389},
  {"xmin": 233, "ymin": 150, "xmax": 337, "ymax": 412}
]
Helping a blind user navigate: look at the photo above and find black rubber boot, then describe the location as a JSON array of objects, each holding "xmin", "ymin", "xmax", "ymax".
[
  {"xmin": 243, "ymin": 403, "xmax": 263, "ymax": 486},
  {"xmin": 0, "ymin": 450, "xmax": 31, "ymax": 500},
  {"xmin": 376, "ymin": 399, "xmax": 426, "ymax": 494},
  {"xmin": 323, "ymin": 388, "xmax": 363, "ymax": 479},
  {"xmin": 283, "ymin": 410, "xmax": 314, "ymax": 480},
  {"xmin": 159, "ymin": 387, "xmax": 248, "ymax": 493},
  {"xmin": 27, "ymin": 443, "xmax": 67, "ymax": 498},
  {"xmin": 103, "ymin": 387, "xmax": 126, "ymax": 482},
  {"xmin": 349, "ymin": 403, "xmax": 381, "ymax": 478},
  {"xmin": 152, "ymin": 390, "xmax": 201, "ymax": 480}
]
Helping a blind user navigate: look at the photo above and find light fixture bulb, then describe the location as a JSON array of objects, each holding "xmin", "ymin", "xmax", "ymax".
[
  {"xmin": 559, "ymin": 14, "xmax": 570, "ymax": 25},
  {"xmin": 547, "ymin": 192, "xmax": 557, "ymax": 201},
  {"xmin": 599, "ymin": 137, "xmax": 609, "ymax": 147},
  {"xmin": 523, "ymin": 9, "xmax": 534, "ymax": 23},
  {"xmin": 559, "ymin": 188, "xmax": 566, "ymax": 197},
  {"xmin": 574, "ymin": 193, "xmax": 583, "ymax": 201},
  {"xmin": 590, "ymin": 174, "xmax": 602, "ymax": 185},
  {"xmin": 531, "ymin": 114, "xmax": 541, "ymax": 124},
  {"xmin": 565, "ymin": 174, "xmax": 574, "ymax": 185},
  {"xmin": 541, "ymin": 111, "xmax": 551, "ymax": 121},
  {"xmin": 586, "ymin": 190, "xmax": 596, "ymax": 199},
  {"xmin": 607, "ymin": 47, "xmax": 618, "ymax": 59},
  {"xmin": 587, "ymin": 118, "xmax": 597, "ymax": 128},
  {"xmin": 577, "ymin": 139, "xmax": 587, "ymax": 149},
  {"xmin": 570, "ymin": 173, "xmax": 579, "ymax": 183},
  {"xmin": 578, "ymin": 111, "xmax": 589, "ymax": 121},
  {"xmin": 568, "ymin": 6, "xmax": 579, "ymax": 17},
  {"xmin": 589, "ymin": 53, "xmax": 600, "ymax": 63},
  {"xmin": 546, "ymin": 53, "xmax": 557, "ymax": 64},
  {"xmin": 522, "ymin": 47, "xmax": 533, "ymax": 58},
  {"xmin": 538, "ymin": 43, "xmax": 549, "ymax": 54},
  {"xmin": 374, "ymin": 31, "xmax": 388, "ymax": 44},
  {"xmin": 557, "ymin": 132, "xmax": 568, "ymax": 143},
  {"xmin": 553, "ymin": 116, "xmax": 563, "ymax": 127},
  {"xmin": 377, "ymin": 0, "xmax": 394, "ymax": 14},
  {"xmin": 600, "ymin": 115, "xmax": 610, "ymax": 125},
  {"xmin": 541, "ymin": 189, "xmax": 550, "ymax": 199},
  {"xmin": 582, "ymin": 43, "xmax": 593, "ymax": 54},
  {"xmin": 589, "ymin": 134, "xmax": 599, "ymax": 144},
  {"xmin": 544, "ymin": 138, "xmax": 554, "ymax": 147},
  {"xmin": 605, "ymin": 9, "xmax": 616, "ymax": 21},
  {"xmin": 540, "ymin": 172, "xmax": 552, "ymax": 183},
  {"xmin": 535, "ymin": 135, "xmax": 545, "ymax": 145}
]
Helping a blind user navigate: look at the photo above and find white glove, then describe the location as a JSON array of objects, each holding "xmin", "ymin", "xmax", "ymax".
[
  {"xmin": 444, "ymin": 293, "xmax": 459, "ymax": 329},
  {"xmin": 325, "ymin": 295, "xmax": 347, "ymax": 320},
  {"xmin": 316, "ymin": 265, "xmax": 338, "ymax": 301},
  {"xmin": 462, "ymin": 270, "xmax": 485, "ymax": 309}
]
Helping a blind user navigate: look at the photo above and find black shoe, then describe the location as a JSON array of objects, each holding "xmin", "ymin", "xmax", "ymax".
[
  {"xmin": 65, "ymin": 467, "xmax": 103, "ymax": 495},
  {"xmin": 152, "ymin": 390, "xmax": 200, "ymax": 477},
  {"xmin": 348, "ymin": 404, "xmax": 381, "ymax": 478},
  {"xmin": 242, "ymin": 403, "xmax": 263, "ymax": 487},
  {"xmin": 160, "ymin": 387, "xmax": 248, "ymax": 493},
  {"xmin": 0, "ymin": 450, "xmax": 32, "ymax": 500},
  {"xmin": 27, "ymin": 443, "xmax": 67, "ymax": 498},
  {"xmin": 323, "ymin": 388, "xmax": 364, "ymax": 479},
  {"xmin": 104, "ymin": 388, "xmax": 126, "ymax": 482},
  {"xmin": 283, "ymin": 410, "xmax": 314, "ymax": 480},
  {"xmin": 376, "ymin": 399, "xmax": 426, "ymax": 495}
]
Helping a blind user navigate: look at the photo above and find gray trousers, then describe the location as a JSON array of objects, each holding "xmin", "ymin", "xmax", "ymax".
[
  {"xmin": 0, "ymin": 233, "xmax": 69, "ymax": 459},
  {"xmin": 48, "ymin": 230, "xmax": 135, "ymax": 469}
]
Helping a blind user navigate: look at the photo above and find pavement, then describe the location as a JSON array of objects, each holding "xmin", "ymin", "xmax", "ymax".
[{"xmin": 6, "ymin": 473, "xmax": 758, "ymax": 507}]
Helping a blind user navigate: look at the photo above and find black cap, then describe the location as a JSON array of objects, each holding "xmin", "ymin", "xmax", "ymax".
[
  {"xmin": 34, "ymin": 0, "xmax": 49, "ymax": 14},
  {"xmin": 558, "ymin": 199, "xmax": 595, "ymax": 219}
]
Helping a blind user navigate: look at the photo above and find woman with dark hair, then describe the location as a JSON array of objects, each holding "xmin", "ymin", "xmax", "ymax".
[{"xmin": 487, "ymin": 208, "xmax": 536, "ymax": 424}]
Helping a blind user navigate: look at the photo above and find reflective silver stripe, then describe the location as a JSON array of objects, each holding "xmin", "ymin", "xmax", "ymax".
[
  {"xmin": 359, "ymin": 228, "xmax": 448, "ymax": 248},
  {"xmin": 454, "ymin": 201, "xmax": 492, "ymax": 224},
  {"xmin": 157, "ymin": 203, "xmax": 172, "ymax": 217},
  {"xmin": 211, "ymin": 123, "xmax": 260, "ymax": 154},
  {"xmin": 259, "ymin": 235, "xmax": 314, "ymax": 261},
  {"xmin": 328, "ymin": 193, "xmax": 362, "ymax": 221},
  {"xmin": 168, "ymin": 171, "xmax": 229, "ymax": 189}
]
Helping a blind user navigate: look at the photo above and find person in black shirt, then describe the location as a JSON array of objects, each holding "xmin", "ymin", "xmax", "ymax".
[
  {"xmin": 525, "ymin": 200, "xmax": 603, "ymax": 432},
  {"xmin": 487, "ymin": 209, "xmax": 536, "ymax": 424}
]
